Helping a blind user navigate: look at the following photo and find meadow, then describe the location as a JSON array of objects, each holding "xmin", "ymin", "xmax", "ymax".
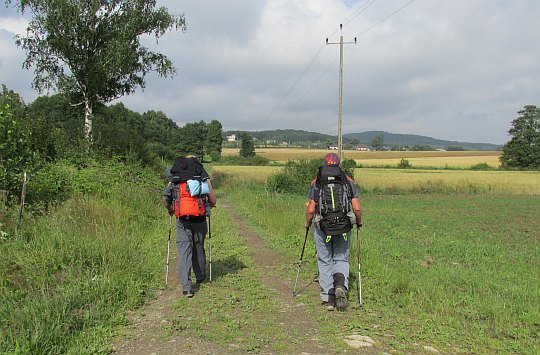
[
  {"xmin": 1, "ymin": 158, "xmax": 538, "ymax": 353},
  {"xmin": 216, "ymin": 167, "xmax": 540, "ymax": 353}
]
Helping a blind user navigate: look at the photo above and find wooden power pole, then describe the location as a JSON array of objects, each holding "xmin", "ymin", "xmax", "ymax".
[{"xmin": 326, "ymin": 24, "xmax": 356, "ymax": 162}]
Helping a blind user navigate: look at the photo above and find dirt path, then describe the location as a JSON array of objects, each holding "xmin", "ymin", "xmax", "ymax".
[{"xmin": 112, "ymin": 200, "xmax": 374, "ymax": 354}]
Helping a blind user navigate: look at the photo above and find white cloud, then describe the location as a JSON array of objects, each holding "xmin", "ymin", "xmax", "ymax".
[
  {"xmin": 2, "ymin": 0, "xmax": 540, "ymax": 144},
  {"xmin": 0, "ymin": 16, "xmax": 28, "ymax": 34}
]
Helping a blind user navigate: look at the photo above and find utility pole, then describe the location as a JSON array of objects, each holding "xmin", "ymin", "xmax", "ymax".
[{"xmin": 327, "ymin": 24, "xmax": 356, "ymax": 162}]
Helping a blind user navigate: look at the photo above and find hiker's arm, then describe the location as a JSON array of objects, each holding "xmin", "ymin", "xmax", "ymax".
[
  {"xmin": 163, "ymin": 184, "xmax": 174, "ymax": 216},
  {"xmin": 351, "ymin": 197, "xmax": 362, "ymax": 226},
  {"xmin": 305, "ymin": 199, "xmax": 316, "ymax": 229},
  {"xmin": 207, "ymin": 180, "xmax": 217, "ymax": 208}
]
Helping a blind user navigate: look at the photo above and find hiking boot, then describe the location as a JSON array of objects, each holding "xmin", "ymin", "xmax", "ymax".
[
  {"xmin": 324, "ymin": 301, "xmax": 335, "ymax": 311},
  {"xmin": 335, "ymin": 285, "xmax": 349, "ymax": 311},
  {"xmin": 324, "ymin": 293, "xmax": 336, "ymax": 311},
  {"xmin": 183, "ymin": 290, "xmax": 194, "ymax": 298}
]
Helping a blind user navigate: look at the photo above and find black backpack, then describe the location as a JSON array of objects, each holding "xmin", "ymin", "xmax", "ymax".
[{"xmin": 315, "ymin": 165, "xmax": 352, "ymax": 236}]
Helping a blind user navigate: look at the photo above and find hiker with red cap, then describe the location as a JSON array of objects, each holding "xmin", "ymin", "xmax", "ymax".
[{"xmin": 305, "ymin": 153, "xmax": 362, "ymax": 311}]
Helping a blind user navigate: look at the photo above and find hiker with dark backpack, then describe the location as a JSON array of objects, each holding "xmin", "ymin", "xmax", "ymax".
[
  {"xmin": 305, "ymin": 153, "xmax": 362, "ymax": 311},
  {"xmin": 163, "ymin": 155, "xmax": 217, "ymax": 298}
]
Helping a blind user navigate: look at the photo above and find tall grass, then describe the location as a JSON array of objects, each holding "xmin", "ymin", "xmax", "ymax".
[{"xmin": 0, "ymin": 161, "xmax": 167, "ymax": 353}]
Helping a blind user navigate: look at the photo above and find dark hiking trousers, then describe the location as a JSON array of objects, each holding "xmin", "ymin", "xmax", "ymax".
[{"xmin": 176, "ymin": 218, "xmax": 207, "ymax": 293}]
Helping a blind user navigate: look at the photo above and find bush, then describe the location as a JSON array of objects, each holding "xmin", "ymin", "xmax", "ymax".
[
  {"xmin": 217, "ymin": 155, "xmax": 271, "ymax": 166},
  {"xmin": 210, "ymin": 170, "xmax": 230, "ymax": 189},
  {"xmin": 470, "ymin": 163, "xmax": 494, "ymax": 171},
  {"xmin": 341, "ymin": 159, "xmax": 357, "ymax": 179},
  {"xmin": 397, "ymin": 158, "xmax": 412, "ymax": 169},
  {"xmin": 26, "ymin": 159, "xmax": 162, "ymax": 207}
]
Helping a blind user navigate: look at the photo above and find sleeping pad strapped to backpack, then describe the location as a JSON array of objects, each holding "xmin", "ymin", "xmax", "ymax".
[
  {"xmin": 169, "ymin": 157, "xmax": 210, "ymax": 219},
  {"xmin": 315, "ymin": 165, "xmax": 352, "ymax": 236}
]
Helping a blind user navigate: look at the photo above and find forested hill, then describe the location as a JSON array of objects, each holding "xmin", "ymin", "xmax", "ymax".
[
  {"xmin": 344, "ymin": 131, "xmax": 503, "ymax": 151},
  {"xmin": 240, "ymin": 129, "xmax": 502, "ymax": 151},
  {"xmin": 248, "ymin": 129, "xmax": 334, "ymax": 143}
]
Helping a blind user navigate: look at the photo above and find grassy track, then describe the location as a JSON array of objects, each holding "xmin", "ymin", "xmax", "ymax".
[
  {"xmin": 162, "ymin": 205, "xmax": 328, "ymax": 353},
  {"xmin": 219, "ymin": 179, "xmax": 540, "ymax": 353}
]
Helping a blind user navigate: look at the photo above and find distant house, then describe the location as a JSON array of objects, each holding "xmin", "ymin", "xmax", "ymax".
[
  {"xmin": 226, "ymin": 134, "xmax": 236, "ymax": 142},
  {"xmin": 328, "ymin": 145, "xmax": 339, "ymax": 150},
  {"xmin": 356, "ymin": 144, "xmax": 369, "ymax": 151},
  {"xmin": 279, "ymin": 141, "xmax": 290, "ymax": 147}
]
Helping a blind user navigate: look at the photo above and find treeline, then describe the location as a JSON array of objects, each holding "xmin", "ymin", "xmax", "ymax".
[{"xmin": 0, "ymin": 85, "xmax": 223, "ymax": 196}]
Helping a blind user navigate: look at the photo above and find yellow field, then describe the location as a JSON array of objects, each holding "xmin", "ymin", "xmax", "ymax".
[
  {"xmin": 212, "ymin": 165, "xmax": 540, "ymax": 195},
  {"xmin": 356, "ymin": 168, "xmax": 540, "ymax": 194},
  {"xmin": 222, "ymin": 148, "xmax": 501, "ymax": 168}
]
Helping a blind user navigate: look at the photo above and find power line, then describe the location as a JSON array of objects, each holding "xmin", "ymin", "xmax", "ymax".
[
  {"xmin": 258, "ymin": 0, "xmax": 416, "ymax": 130},
  {"xmin": 343, "ymin": 0, "xmax": 378, "ymax": 26},
  {"xmin": 256, "ymin": 44, "xmax": 326, "ymax": 130},
  {"xmin": 358, "ymin": 0, "xmax": 416, "ymax": 36}
]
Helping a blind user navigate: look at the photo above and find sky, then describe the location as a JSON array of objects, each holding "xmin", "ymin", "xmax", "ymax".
[{"xmin": 1, "ymin": 0, "xmax": 539, "ymax": 145}]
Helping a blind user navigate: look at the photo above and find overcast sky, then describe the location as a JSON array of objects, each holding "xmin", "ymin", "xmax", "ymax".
[{"xmin": 1, "ymin": 0, "xmax": 539, "ymax": 144}]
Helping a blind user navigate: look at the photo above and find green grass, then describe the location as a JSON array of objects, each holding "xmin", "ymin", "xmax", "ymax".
[
  {"xmin": 221, "ymin": 182, "xmax": 540, "ymax": 353},
  {"xmin": 2, "ymin": 160, "xmax": 538, "ymax": 353},
  {"xmin": 0, "ymin": 162, "xmax": 166, "ymax": 354}
]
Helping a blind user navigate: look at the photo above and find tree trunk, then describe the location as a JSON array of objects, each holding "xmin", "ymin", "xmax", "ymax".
[{"xmin": 84, "ymin": 99, "xmax": 93, "ymax": 143}]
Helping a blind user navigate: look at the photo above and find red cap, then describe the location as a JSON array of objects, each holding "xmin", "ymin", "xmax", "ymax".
[{"xmin": 323, "ymin": 153, "xmax": 340, "ymax": 166}]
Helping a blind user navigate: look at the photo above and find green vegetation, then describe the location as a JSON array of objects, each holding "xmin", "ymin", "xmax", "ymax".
[
  {"xmin": 8, "ymin": 0, "xmax": 185, "ymax": 142},
  {"xmin": 265, "ymin": 159, "xmax": 356, "ymax": 195},
  {"xmin": 500, "ymin": 105, "xmax": 540, "ymax": 169},
  {"xmin": 220, "ymin": 175, "xmax": 540, "ymax": 353},
  {"xmin": 0, "ymin": 160, "xmax": 165, "ymax": 353},
  {"xmin": 239, "ymin": 132, "xmax": 256, "ymax": 158}
]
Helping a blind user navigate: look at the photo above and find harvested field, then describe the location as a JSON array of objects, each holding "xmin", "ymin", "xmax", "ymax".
[{"xmin": 221, "ymin": 148, "xmax": 501, "ymax": 168}]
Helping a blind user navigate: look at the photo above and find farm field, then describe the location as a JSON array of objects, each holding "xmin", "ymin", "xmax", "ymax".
[
  {"xmin": 212, "ymin": 165, "xmax": 540, "ymax": 195},
  {"xmin": 221, "ymin": 148, "xmax": 501, "ymax": 168}
]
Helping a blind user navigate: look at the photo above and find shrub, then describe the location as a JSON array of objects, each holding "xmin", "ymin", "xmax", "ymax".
[
  {"xmin": 210, "ymin": 170, "xmax": 230, "ymax": 189},
  {"xmin": 470, "ymin": 163, "xmax": 494, "ymax": 171},
  {"xmin": 217, "ymin": 155, "xmax": 271, "ymax": 166},
  {"xmin": 397, "ymin": 158, "xmax": 412, "ymax": 169},
  {"xmin": 341, "ymin": 159, "xmax": 356, "ymax": 179}
]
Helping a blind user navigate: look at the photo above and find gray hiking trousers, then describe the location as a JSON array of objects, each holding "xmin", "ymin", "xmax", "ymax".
[
  {"xmin": 313, "ymin": 226, "xmax": 351, "ymax": 302},
  {"xmin": 176, "ymin": 218, "xmax": 207, "ymax": 292}
]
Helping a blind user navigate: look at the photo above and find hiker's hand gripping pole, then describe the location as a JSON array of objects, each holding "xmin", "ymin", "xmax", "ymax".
[
  {"xmin": 293, "ymin": 227, "xmax": 310, "ymax": 297},
  {"xmin": 165, "ymin": 215, "xmax": 172, "ymax": 288}
]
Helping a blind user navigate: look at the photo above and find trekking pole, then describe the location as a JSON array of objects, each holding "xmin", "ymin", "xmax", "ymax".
[
  {"xmin": 165, "ymin": 215, "xmax": 172, "ymax": 288},
  {"xmin": 293, "ymin": 227, "xmax": 309, "ymax": 297},
  {"xmin": 356, "ymin": 225, "xmax": 363, "ymax": 307},
  {"xmin": 208, "ymin": 215, "xmax": 213, "ymax": 281}
]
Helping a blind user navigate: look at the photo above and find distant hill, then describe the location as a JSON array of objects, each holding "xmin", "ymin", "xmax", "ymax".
[
  {"xmin": 344, "ymin": 131, "xmax": 503, "ymax": 151},
  {"xmin": 228, "ymin": 129, "xmax": 502, "ymax": 151},
  {"xmin": 240, "ymin": 129, "xmax": 335, "ymax": 143}
]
